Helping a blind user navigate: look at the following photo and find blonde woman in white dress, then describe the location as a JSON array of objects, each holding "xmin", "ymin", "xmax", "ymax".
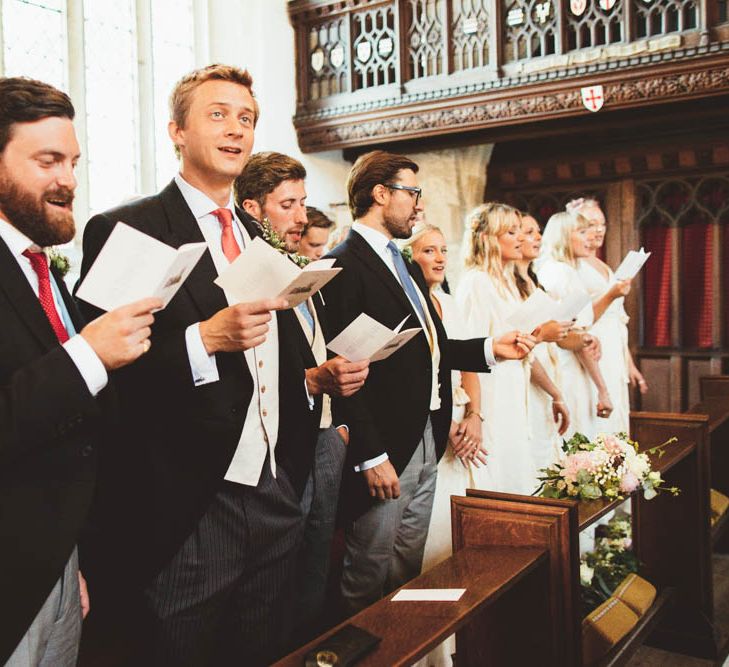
[
  {"xmin": 456, "ymin": 203, "xmax": 560, "ymax": 495},
  {"xmin": 537, "ymin": 211, "xmax": 614, "ymax": 439},
  {"xmin": 514, "ymin": 214, "xmax": 571, "ymax": 473},
  {"xmin": 405, "ymin": 224, "xmax": 487, "ymax": 667},
  {"xmin": 569, "ymin": 198, "xmax": 648, "ymax": 434}
]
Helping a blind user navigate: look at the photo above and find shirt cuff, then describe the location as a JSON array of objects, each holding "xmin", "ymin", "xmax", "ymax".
[
  {"xmin": 304, "ymin": 376, "xmax": 314, "ymax": 410},
  {"xmin": 483, "ymin": 337, "xmax": 497, "ymax": 368},
  {"xmin": 185, "ymin": 323, "xmax": 220, "ymax": 386},
  {"xmin": 354, "ymin": 452, "xmax": 388, "ymax": 472},
  {"xmin": 63, "ymin": 334, "xmax": 108, "ymax": 397}
]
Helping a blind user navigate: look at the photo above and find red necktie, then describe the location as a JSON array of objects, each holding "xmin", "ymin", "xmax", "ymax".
[
  {"xmin": 212, "ymin": 208, "xmax": 241, "ymax": 262},
  {"xmin": 22, "ymin": 249, "xmax": 70, "ymax": 343}
]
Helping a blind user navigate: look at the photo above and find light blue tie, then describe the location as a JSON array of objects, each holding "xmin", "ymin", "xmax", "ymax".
[
  {"xmin": 386, "ymin": 241, "xmax": 427, "ymax": 325},
  {"xmin": 49, "ymin": 273, "xmax": 77, "ymax": 336},
  {"xmin": 296, "ymin": 301, "xmax": 314, "ymax": 331}
]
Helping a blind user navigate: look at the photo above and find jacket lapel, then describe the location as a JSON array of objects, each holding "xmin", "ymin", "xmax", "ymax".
[
  {"xmin": 0, "ymin": 238, "xmax": 60, "ymax": 351},
  {"xmin": 157, "ymin": 180, "xmax": 228, "ymax": 321},
  {"xmin": 52, "ymin": 264, "xmax": 85, "ymax": 333},
  {"xmin": 347, "ymin": 230, "xmax": 417, "ymax": 324}
]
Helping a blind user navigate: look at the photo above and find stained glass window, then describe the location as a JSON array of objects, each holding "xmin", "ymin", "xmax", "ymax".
[
  {"xmin": 151, "ymin": 0, "xmax": 195, "ymax": 190},
  {"xmin": 2, "ymin": 0, "xmax": 67, "ymax": 91}
]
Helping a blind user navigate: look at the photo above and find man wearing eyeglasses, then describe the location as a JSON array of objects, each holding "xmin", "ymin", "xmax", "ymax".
[{"xmin": 321, "ymin": 150, "xmax": 536, "ymax": 615}]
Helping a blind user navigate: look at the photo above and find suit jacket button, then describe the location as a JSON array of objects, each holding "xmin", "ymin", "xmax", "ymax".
[{"xmin": 80, "ymin": 444, "xmax": 94, "ymax": 457}]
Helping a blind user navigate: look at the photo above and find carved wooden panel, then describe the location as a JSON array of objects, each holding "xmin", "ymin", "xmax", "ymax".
[
  {"xmin": 406, "ymin": 0, "xmax": 446, "ymax": 78},
  {"xmin": 351, "ymin": 3, "xmax": 398, "ymax": 90},
  {"xmin": 307, "ymin": 16, "xmax": 349, "ymax": 100},
  {"xmin": 503, "ymin": 0, "xmax": 558, "ymax": 62},
  {"xmin": 567, "ymin": 0, "xmax": 624, "ymax": 51},
  {"xmin": 635, "ymin": 0, "xmax": 699, "ymax": 39},
  {"xmin": 451, "ymin": 0, "xmax": 491, "ymax": 71}
]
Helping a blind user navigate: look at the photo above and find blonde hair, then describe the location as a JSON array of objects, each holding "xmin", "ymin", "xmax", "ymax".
[
  {"xmin": 401, "ymin": 223, "xmax": 443, "ymax": 254},
  {"xmin": 540, "ymin": 211, "xmax": 591, "ymax": 266},
  {"xmin": 462, "ymin": 203, "xmax": 521, "ymax": 293},
  {"xmin": 169, "ymin": 64, "xmax": 259, "ymax": 157}
]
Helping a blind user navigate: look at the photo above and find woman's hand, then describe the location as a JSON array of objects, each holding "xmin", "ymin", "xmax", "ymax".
[
  {"xmin": 533, "ymin": 320, "xmax": 573, "ymax": 344},
  {"xmin": 607, "ymin": 279, "xmax": 631, "ymax": 300},
  {"xmin": 596, "ymin": 390, "xmax": 614, "ymax": 419},
  {"xmin": 629, "ymin": 363, "xmax": 648, "ymax": 394},
  {"xmin": 451, "ymin": 413, "xmax": 487, "ymax": 467},
  {"xmin": 583, "ymin": 334, "xmax": 602, "ymax": 361},
  {"xmin": 551, "ymin": 399, "xmax": 570, "ymax": 436}
]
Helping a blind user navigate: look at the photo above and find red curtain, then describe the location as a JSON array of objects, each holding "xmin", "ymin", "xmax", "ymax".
[
  {"xmin": 643, "ymin": 224, "xmax": 672, "ymax": 347},
  {"xmin": 681, "ymin": 217, "xmax": 713, "ymax": 349}
]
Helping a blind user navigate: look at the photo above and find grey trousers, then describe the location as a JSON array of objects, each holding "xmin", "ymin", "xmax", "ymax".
[
  {"xmin": 294, "ymin": 425, "xmax": 347, "ymax": 641},
  {"xmin": 144, "ymin": 462, "xmax": 304, "ymax": 667},
  {"xmin": 5, "ymin": 549, "xmax": 81, "ymax": 667},
  {"xmin": 341, "ymin": 418, "xmax": 438, "ymax": 616}
]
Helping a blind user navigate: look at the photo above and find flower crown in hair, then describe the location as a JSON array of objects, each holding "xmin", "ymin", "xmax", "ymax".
[{"xmin": 566, "ymin": 197, "xmax": 586, "ymax": 213}]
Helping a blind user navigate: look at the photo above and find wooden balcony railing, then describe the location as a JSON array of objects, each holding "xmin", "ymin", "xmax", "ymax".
[{"xmin": 287, "ymin": 0, "xmax": 729, "ymax": 152}]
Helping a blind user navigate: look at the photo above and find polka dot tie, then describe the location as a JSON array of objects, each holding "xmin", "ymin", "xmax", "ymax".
[{"xmin": 22, "ymin": 249, "xmax": 70, "ymax": 343}]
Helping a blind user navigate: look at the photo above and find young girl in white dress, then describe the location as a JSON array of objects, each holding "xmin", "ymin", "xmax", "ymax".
[
  {"xmin": 456, "ymin": 203, "xmax": 559, "ymax": 495},
  {"xmin": 569, "ymin": 198, "xmax": 648, "ymax": 434},
  {"xmin": 405, "ymin": 224, "xmax": 487, "ymax": 667},
  {"xmin": 537, "ymin": 211, "xmax": 613, "ymax": 439}
]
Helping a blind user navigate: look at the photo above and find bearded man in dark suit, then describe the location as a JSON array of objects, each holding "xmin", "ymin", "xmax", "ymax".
[
  {"xmin": 321, "ymin": 150, "xmax": 536, "ymax": 615},
  {"xmin": 0, "ymin": 76, "xmax": 158, "ymax": 666}
]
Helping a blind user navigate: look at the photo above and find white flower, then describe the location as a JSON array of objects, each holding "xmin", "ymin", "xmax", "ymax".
[
  {"xmin": 643, "ymin": 486, "xmax": 657, "ymax": 500},
  {"xmin": 626, "ymin": 453, "xmax": 650, "ymax": 478},
  {"xmin": 580, "ymin": 562, "xmax": 594, "ymax": 586}
]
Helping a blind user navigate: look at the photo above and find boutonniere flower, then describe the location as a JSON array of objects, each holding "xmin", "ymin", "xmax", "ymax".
[
  {"xmin": 47, "ymin": 248, "xmax": 71, "ymax": 277},
  {"xmin": 260, "ymin": 217, "xmax": 310, "ymax": 268},
  {"xmin": 400, "ymin": 246, "xmax": 413, "ymax": 263}
]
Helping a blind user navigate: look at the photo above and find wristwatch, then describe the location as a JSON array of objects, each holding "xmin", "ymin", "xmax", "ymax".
[{"xmin": 466, "ymin": 410, "xmax": 485, "ymax": 422}]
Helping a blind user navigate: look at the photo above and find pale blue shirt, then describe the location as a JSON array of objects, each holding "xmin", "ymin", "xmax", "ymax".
[{"xmin": 0, "ymin": 218, "xmax": 107, "ymax": 396}]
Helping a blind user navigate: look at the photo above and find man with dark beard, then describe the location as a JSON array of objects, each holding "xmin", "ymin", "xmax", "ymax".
[
  {"xmin": 321, "ymin": 150, "xmax": 536, "ymax": 615},
  {"xmin": 0, "ymin": 77, "xmax": 160, "ymax": 666}
]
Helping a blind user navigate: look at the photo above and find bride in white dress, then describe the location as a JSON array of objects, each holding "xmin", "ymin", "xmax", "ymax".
[
  {"xmin": 456, "ymin": 203, "xmax": 555, "ymax": 495},
  {"xmin": 537, "ymin": 211, "xmax": 614, "ymax": 439},
  {"xmin": 513, "ymin": 213, "xmax": 571, "ymax": 473},
  {"xmin": 569, "ymin": 198, "xmax": 648, "ymax": 434}
]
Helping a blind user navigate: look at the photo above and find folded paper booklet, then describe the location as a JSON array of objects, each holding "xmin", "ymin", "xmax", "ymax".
[
  {"xmin": 76, "ymin": 222, "xmax": 207, "ymax": 312},
  {"xmin": 507, "ymin": 289, "xmax": 559, "ymax": 333},
  {"xmin": 327, "ymin": 313, "xmax": 421, "ymax": 362},
  {"xmin": 214, "ymin": 237, "xmax": 340, "ymax": 308},
  {"xmin": 614, "ymin": 247, "xmax": 651, "ymax": 281},
  {"xmin": 554, "ymin": 288, "xmax": 593, "ymax": 324},
  {"xmin": 391, "ymin": 588, "xmax": 465, "ymax": 602}
]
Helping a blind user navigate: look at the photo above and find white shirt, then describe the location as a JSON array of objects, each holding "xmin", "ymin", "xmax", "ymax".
[
  {"xmin": 176, "ymin": 174, "xmax": 279, "ymax": 487},
  {"xmin": 0, "ymin": 218, "xmax": 107, "ymax": 396},
  {"xmin": 350, "ymin": 222, "xmax": 495, "ymax": 471}
]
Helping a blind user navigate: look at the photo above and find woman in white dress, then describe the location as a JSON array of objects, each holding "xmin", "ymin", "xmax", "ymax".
[
  {"xmin": 456, "ymin": 203, "xmax": 556, "ymax": 495},
  {"xmin": 537, "ymin": 211, "xmax": 614, "ymax": 439},
  {"xmin": 514, "ymin": 214, "xmax": 571, "ymax": 473},
  {"xmin": 404, "ymin": 224, "xmax": 487, "ymax": 667},
  {"xmin": 569, "ymin": 198, "xmax": 648, "ymax": 434}
]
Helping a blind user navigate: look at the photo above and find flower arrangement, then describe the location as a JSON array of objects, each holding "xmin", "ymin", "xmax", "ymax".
[
  {"xmin": 260, "ymin": 217, "xmax": 310, "ymax": 268},
  {"xmin": 580, "ymin": 513, "xmax": 639, "ymax": 614},
  {"xmin": 536, "ymin": 432, "xmax": 680, "ymax": 502},
  {"xmin": 48, "ymin": 248, "xmax": 71, "ymax": 277}
]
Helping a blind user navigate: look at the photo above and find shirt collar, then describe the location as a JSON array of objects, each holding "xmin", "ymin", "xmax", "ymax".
[
  {"xmin": 352, "ymin": 221, "xmax": 393, "ymax": 257},
  {"xmin": 174, "ymin": 173, "xmax": 236, "ymax": 221},
  {"xmin": 0, "ymin": 217, "xmax": 42, "ymax": 258}
]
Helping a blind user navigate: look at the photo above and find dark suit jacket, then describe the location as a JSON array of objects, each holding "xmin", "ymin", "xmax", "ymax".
[
  {"xmin": 321, "ymin": 229, "xmax": 490, "ymax": 518},
  {"xmin": 76, "ymin": 181, "xmax": 319, "ymax": 588},
  {"xmin": 0, "ymin": 238, "xmax": 113, "ymax": 662}
]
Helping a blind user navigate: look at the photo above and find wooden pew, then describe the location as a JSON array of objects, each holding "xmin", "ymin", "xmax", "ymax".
[
  {"xmin": 273, "ymin": 545, "xmax": 552, "ymax": 667},
  {"xmin": 451, "ymin": 424, "xmax": 700, "ymax": 666},
  {"xmin": 689, "ymin": 375, "xmax": 729, "ymax": 552}
]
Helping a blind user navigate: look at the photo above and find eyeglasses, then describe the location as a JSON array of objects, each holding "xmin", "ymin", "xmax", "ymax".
[{"xmin": 384, "ymin": 183, "xmax": 422, "ymax": 205}]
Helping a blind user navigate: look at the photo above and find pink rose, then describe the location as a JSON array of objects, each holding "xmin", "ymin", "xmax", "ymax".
[{"xmin": 620, "ymin": 471, "xmax": 640, "ymax": 493}]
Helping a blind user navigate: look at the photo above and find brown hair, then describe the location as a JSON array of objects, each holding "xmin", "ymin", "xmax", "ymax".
[
  {"xmin": 169, "ymin": 64, "xmax": 259, "ymax": 157},
  {"xmin": 234, "ymin": 151, "xmax": 307, "ymax": 209},
  {"xmin": 347, "ymin": 150, "xmax": 419, "ymax": 219},
  {"xmin": 0, "ymin": 77, "xmax": 75, "ymax": 154},
  {"xmin": 303, "ymin": 206, "xmax": 334, "ymax": 234}
]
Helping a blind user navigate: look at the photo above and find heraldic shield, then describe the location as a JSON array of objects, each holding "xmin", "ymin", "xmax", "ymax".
[{"xmin": 581, "ymin": 85, "xmax": 605, "ymax": 112}]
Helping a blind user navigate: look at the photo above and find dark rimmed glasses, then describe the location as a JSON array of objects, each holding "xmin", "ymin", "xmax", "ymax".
[{"xmin": 384, "ymin": 183, "xmax": 422, "ymax": 205}]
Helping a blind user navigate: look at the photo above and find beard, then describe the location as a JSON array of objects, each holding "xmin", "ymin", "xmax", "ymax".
[
  {"xmin": 383, "ymin": 211, "xmax": 416, "ymax": 240},
  {"xmin": 0, "ymin": 172, "xmax": 75, "ymax": 247}
]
